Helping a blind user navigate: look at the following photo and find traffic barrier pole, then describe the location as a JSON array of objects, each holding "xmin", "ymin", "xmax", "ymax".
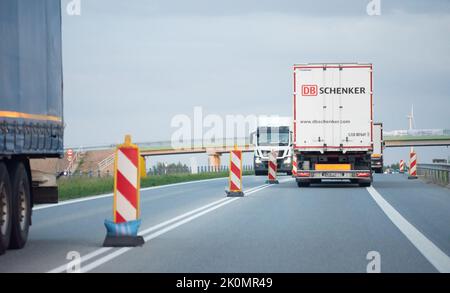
[
  {"xmin": 266, "ymin": 150, "xmax": 279, "ymax": 184},
  {"xmin": 408, "ymin": 151, "xmax": 418, "ymax": 180},
  {"xmin": 399, "ymin": 160, "xmax": 404, "ymax": 173},
  {"xmin": 292, "ymin": 155, "xmax": 298, "ymax": 177},
  {"xmin": 103, "ymin": 135, "xmax": 144, "ymax": 247},
  {"xmin": 226, "ymin": 147, "xmax": 244, "ymax": 197}
]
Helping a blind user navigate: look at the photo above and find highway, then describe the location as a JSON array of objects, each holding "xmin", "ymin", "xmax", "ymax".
[{"xmin": 0, "ymin": 174, "xmax": 449, "ymax": 273}]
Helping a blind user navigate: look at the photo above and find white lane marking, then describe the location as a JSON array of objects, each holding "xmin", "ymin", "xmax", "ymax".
[
  {"xmin": 48, "ymin": 247, "xmax": 113, "ymax": 274},
  {"xmin": 367, "ymin": 186, "xmax": 450, "ymax": 273},
  {"xmin": 80, "ymin": 184, "xmax": 273, "ymax": 273},
  {"xmin": 48, "ymin": 183, "xmax": 273, "ymax": 273},
  {"xmin": 117, "ymin": 150, "xmax": 138, "ymax": 188},
  {"xmin": 80, "ymin": 198, "xmax": 241, "ymax": 273},
  {"xmin": 34, "ymin": 177, "xmax": 230, "ymax": 211},
  {"xmin": 47, "ymin": 197, "xmax": 230, "ymax": 273}
]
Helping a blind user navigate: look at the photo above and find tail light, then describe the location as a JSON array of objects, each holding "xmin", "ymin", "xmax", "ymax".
[
  {"xmin": 298, "ymin": 172, "xmax": 311, "ymax": 177},
  {"xmin": 356, "ymin": 172, "xmax": 371, "ymax": 177}
]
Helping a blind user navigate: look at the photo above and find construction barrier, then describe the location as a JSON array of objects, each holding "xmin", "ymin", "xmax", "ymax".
[
  {"xmin": 226, "ymin": 147, "xmax": 244, "ymax": 197},
  {"xmin": 266, "ymin": 150, "xmax": 279, "ymax": 184},
  {"xmin": 399, "ymin": 160, "xmax": 405, "ymax": 173},
  {"xmin": 408, "ymin": 151, "xmax": 418, "ymax": 180},
  {"xmin": 103, "ymin": 135, "xmax": 144, "ymax": 247},
  {"xmin": 292, "ymin": 155, "xmax": 297, "ymax": 177}
]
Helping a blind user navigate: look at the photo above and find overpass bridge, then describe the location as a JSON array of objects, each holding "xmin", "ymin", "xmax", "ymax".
[
  {"xmin": 67, "ymin": 129, "xmax": 450, "ymax": 171},
  {"xmin": 384, "ymin": 128, "xmax": 450, "ymax": 147}
]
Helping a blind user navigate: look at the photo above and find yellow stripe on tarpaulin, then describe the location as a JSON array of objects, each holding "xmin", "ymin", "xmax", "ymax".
[
  {"xmin": 315, "ymin": 164, "xmax": 351, "ymax": 171},
  {"xmin": 0, "ymin": 110, "xmax": 62, "ymax": 122}
]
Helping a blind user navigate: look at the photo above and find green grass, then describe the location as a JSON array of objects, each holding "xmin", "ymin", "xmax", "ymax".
[{"xmin": 57, "ymin": 171, "xmax": 254, "ymax": 201}]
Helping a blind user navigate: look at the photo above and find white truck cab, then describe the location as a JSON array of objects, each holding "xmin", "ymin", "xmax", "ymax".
[{"xmin": 251, "ymin": 116, "xmax": 293, "ymax": 176}]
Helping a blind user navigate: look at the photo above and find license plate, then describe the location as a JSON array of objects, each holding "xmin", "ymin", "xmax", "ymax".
[{"xmin": 322, "ymin": 172, "xmax": 343, "ymax": 177}]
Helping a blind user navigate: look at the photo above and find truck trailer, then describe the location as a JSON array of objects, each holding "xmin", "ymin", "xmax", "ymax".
[
  {"xmin": 292, "ymin": 63, "xmax": 373, "ymax": 187},
  {"xmin": 0, "ymin": 0, "xmax": 63, "ymax": 254}
]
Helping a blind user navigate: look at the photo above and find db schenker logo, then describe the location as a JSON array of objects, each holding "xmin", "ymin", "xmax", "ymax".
[{"xmin": 301, "ymin": 85, "xmax": 318, "ymax": 96}]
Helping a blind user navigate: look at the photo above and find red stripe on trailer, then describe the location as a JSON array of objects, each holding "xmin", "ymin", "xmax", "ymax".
[{"xmin": 116, "ymin": 171, "xmax": 138, "ymax": 208}]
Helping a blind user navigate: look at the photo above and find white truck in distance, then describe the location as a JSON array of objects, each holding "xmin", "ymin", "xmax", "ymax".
[
  {"xmin": 252, "ymin": 116, "xmax": 293, "ymax": 176},
  {"xmin": 293, "ymin": 63, "xmax": 373, "ymax": 187},
  {"xmin": 371, "ymin": 123, "xmax": 384, "ymax": 173}
]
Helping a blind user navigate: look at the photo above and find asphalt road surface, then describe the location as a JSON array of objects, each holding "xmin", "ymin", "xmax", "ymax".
[{"xmin": 0, "ymin": 174, "xmax": 449, "ymax": 273}]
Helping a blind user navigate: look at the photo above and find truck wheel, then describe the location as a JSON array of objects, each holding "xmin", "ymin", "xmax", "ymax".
[
  {"xmin": 255, "ymin": 171, "xmax": 265, "ymax": 176},
  {"xmin": 9, "ymin": 162, "xmax": 31, "ymax": 249},
  {"xmin": 0, "ymin": 162, "xmax": 12, "ymax": 254},
  {"xmin": 359, "ymin": 181, "xmax": 371, "ymax": 187},
  {"xmin": 297, "ymin": 181, "xmax": 310, "ymax": 187}
]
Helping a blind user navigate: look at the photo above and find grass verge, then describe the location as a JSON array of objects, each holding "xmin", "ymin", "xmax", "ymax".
[{"xmin": 57, "ymin": 171, "xmax": 254, "ymax": 201}]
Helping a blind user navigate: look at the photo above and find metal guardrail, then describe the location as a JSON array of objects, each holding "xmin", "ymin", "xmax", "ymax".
[{"xmin": 417, "ymin": 164, "xmax": 450, "ymax": 187}]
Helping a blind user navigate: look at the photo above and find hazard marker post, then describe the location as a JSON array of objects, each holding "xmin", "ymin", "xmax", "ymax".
[
  {"xmin": 399, "ymin": 160, "xmax": 405, "ymax": 173},
  {"xmin": 266, "ymin": 150, "xmax": 279, "ymax": 184},
  {"xmin": 226, "ymin": 146, "xmax": 244, "ymax": 197},
  {"xmin": 292, "ymin": 155, "xmax": 298, "ymax": 177},
  {"xmin": 103, "ymin": 135, "xmax": 144, "ymax": 247},
  {"xmin": 408, "ymin": 151, "xmax": 418, "ymax": 180}
]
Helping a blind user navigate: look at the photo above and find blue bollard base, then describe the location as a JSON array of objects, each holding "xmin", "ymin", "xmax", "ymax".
[
  {"xmin": 226, "ymin": 190, "xmax": 244, "ymax": 197},
  {"xmin": 408, "ymin": 175, "xmax": 418, "ymax": 180},
  {"xmin": 265, "ymin": 179, "xmax": 279, "ymax": 184},
  {"xmin": 103, "ymin": 235, "xmax": 145, "ymax": 247}
]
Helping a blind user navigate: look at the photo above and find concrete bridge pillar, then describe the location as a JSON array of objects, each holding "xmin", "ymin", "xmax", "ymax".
[{"xmin": 208, "ymin": 153, "xmax": 221, "ymax": 169}]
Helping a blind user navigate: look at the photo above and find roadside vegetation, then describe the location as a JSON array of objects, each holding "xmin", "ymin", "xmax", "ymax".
[{"xmin": 57, "ymin": 170, "xmax": 254, "ymax": 201}]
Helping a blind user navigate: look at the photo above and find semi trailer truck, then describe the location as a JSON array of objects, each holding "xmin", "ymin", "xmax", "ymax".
[
  {"xmin": 252, "ymin": 116, "xmax": 293, "ymax": 176},
  {"xmin": 0, "ymin": 0, "xmax": 63, "ymax": 254},
  {"xmin": 292, "ymin": 63, "xmax": 373, "ymax": 187},
  {"xmin": 371, "ymin": 123, "xmax": 384, "ymax": 173}
]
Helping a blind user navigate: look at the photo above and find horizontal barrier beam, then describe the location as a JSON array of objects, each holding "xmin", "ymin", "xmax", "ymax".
[{"xmin": 417, "ymin": 164, "xmax": 450, "ymax": 188}]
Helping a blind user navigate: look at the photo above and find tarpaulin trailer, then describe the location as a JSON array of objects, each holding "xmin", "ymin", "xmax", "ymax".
[{"xmin": 0, "ymin": 0, "xmax": 63, "ymax": 253}]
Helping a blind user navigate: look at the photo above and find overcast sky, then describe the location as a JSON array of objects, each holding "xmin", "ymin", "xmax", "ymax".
[{"xmin": 61, "ymin": 0, "xmax": 450, "ymax": 164}]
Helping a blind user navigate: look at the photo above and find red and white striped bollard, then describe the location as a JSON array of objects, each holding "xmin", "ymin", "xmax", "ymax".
[
  {"xmin": 266, "ymin": 150, "xmax": 279, "ymax": 184},
  {"xmin": 408, "ymin": 151, "xmax": 418, "ymax": 179},
  {"xmin": 226, "ymin": 147, "xmax": 244, "ymax": 197}
]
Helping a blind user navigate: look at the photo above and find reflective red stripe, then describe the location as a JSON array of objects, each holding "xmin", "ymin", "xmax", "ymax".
[
  {"xmin": 116, "ymin": 171, "xmax": 137, "ymax": 208},
  {"xmin": 120, "ymin": 147, "xmax": 139, "ymax": 167},
  {"xmin": 115, "ymin": 212, "xmax": 126, "ymax": 224}
]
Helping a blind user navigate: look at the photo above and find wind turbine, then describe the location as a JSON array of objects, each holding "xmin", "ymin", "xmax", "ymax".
[
  {"xmin": 407, "ymin": 105, "xmax": 415, "ymax": 153},
  {"xmin": 407, "ymin": 105, "xmax": 415, "ymax": 131}
]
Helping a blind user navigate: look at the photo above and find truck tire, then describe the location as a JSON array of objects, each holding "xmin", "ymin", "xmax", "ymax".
[
  {"xmin": 0, "ymin": 162, "xmax": 12, "ymax": 254},
  {"xmin": 359, "ymin": 181, "xmax": 372, "ymax": 187},
  {"xmin": 297, "ymin": 181, "xmax": 310, "ymax": 187},
  {"xmin": 255, "ymin": 170, "xmax": 266, "ymax": 176},
  {"xmin": 9, "ymin": 162, "xmax": 31, "ymax": 249}
]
